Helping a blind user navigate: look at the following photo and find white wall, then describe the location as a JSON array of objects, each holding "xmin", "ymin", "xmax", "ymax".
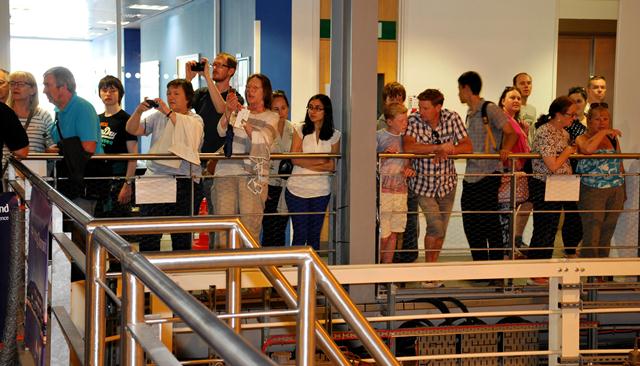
[
  {"xmin": 291, "ymin": 0, "xmax": 320, "ymax": 122},
  {"xmin": 399, "ymin": 0, "xmax": 558, "ymax": 116},
  {"xmin": 557, "ymin": 0, "xmax": 618, "ymax": 19},
  {"xmin": 614, "ymin": 0, "xmax": 640, "ymax": 154}
]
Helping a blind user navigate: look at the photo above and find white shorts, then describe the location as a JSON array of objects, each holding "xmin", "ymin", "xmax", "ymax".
[{"xmin": 379, "ymin": 192, "xmax": 408, "ymax": 238}]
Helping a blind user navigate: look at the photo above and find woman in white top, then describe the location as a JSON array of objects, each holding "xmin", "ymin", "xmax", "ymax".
[
  {"xmin": 214, "ymin": 74, "xmax": 279, "ymax": 246},
  {"xmin": 6, "ymin": 71, "xmax": 53, "ymax": 153},
  {"xmin": 262, "ymin": 90, "xmax": 294, "ymax": 246},
  {"xmin": 126, "ymin": 79, "xmax": 204, "ymax": 251},
  {"xmin": 285, "ymin": 94, "xmax": 341, "ymax": 250}
]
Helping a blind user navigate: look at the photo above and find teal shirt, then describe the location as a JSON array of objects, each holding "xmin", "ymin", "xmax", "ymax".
[
  {"xmin": 50, "ymin": 94, "xmax": 103, "ymax": 154},
  {"xmin": 576, "ymin": 148, "xmax": 624, "ymax": 188}
]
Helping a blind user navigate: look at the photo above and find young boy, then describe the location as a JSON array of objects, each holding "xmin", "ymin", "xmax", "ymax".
[{"xmin": 376, "ymin": 102, "xmax": 415, "ymax": 263}]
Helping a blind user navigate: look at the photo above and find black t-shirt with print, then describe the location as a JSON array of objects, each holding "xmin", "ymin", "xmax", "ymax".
[{"xmin": 98, "ymin": 109, "xmax": 136, "ymax": 176}]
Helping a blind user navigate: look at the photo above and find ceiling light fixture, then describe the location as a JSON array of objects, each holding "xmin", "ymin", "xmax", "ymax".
[
  {"xmin": 128, "ymin": 4, "xmax": 169, "ymax": 11},
  {"xmin": 97, "ymin": 20, "xmax": 130, "ymax": 25}
]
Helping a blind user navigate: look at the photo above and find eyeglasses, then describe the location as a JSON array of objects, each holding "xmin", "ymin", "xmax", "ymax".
[
  {"xmin": 100, "ymin": 86, "xmax": 119, "ymax": 93},
  {"xmin": 563, "ymin": 112, "xmax": 578, "ymax": 119},
  {"xmin": 212, "ymin": 62, "xmax": 230, "ymax": 69},
  {"xmin": 9, "ymin": 81, "xmax": 31, "ymax": 88},
  {"xmin": 432, "ymin": 130, "xmax": 441, "ymax": 145},
  {"xmin": 307, "ymin": 105, "xmax": 324, "ymax": 112},
  {"xmin": 590, "ymin": 102, "xmax": 609, "ymax": 109}
]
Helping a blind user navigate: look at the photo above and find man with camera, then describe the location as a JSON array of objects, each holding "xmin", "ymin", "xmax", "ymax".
[{"xmin": 185, "ymin": 53, "xmax": 244, "ymax": 247}]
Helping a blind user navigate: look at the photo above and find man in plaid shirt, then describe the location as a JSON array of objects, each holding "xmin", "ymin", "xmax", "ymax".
[{"xmin": 403, "ymin": 89, "xmax": 472, "ymax": 267}]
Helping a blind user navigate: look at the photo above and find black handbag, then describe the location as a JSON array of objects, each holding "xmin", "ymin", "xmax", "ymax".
[
  {"xmin": 55, "ymin": 115, "xmax": 91, "ymax": 185},
  {"xmin": 277, "ymin": 159, "xmax": 293, "ymax": 179}
]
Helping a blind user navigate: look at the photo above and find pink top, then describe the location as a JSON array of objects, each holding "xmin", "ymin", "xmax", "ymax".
[{"xmin": 505, "ymin": 113, "xmax": 530, "ymax": 170}]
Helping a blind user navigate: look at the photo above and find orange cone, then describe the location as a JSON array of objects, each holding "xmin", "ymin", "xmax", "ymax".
[{"xmin": 193, "ymin": 198, "xmax": 209, "ymax": 250}]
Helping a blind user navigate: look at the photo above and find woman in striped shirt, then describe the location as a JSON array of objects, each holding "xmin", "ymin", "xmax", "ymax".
[{"xmin": 7, "ymin": 71, "xmax": 53, "ymax": 153}]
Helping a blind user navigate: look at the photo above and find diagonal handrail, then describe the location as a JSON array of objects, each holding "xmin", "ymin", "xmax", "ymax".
[{"xmin": 91, "ymin": 227, "xmax": 277, "ymax": 366}]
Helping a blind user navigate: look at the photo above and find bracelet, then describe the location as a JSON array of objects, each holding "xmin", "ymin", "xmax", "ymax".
[
  {"xmin": 166, "ymin": 110, "xmax": 173, "ymax": 118},
  {"xmin": 124, "ymin": 179, "xmax": 133, "ymax": 186}
]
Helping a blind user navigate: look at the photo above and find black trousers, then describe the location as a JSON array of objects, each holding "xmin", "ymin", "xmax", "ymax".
[
  {"xmin": 461, "ymin": 175, "xmax": 504, "ymax": 261},
  {"xmin": 139, "ymin": 178, "xmax": 193, "ymax": 252},
  {"xmin": 528, "ymin": 177, "xmax": 582, "ymax": 259},
  {"xmin": 261, "ymin": 185, "xmax": 289, "ymax": 246}
]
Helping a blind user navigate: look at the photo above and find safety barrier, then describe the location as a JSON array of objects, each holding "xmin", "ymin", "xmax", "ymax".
[
  {"xmin": 3, "ymin": 153, "xmax": 640, "ymax": 365},
  {"xmin": 377, "ymin": 152, "xmax": 640, "ymax": 264}
]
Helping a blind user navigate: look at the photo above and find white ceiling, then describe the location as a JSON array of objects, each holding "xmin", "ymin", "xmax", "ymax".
[{"xmin": 9, "ymin": 0, "xmax": 191, "ymax": 40}]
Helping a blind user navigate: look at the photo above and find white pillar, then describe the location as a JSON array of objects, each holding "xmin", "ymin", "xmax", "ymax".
[
  {"xmin": 0, "ymin": 0, "xmax": 10, "ymax": 69},
  {"xmin": 614, "ymin": 0, "xmax": 640, "ymax": 153},
  {"xmin": 291, "ymin": 0, "xmax": 320, "ymax": 122}
]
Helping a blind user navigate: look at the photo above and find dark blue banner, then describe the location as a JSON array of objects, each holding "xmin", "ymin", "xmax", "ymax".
[
  {"xmin": 0, "ymin": 192, "xmax": 18, "ymax": 341},
  {"xmin": 24, "ymin": 187, "xmax": 51, "ymax": 366}
]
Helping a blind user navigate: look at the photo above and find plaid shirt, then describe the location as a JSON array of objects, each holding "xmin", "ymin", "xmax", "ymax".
[{"xmin": 406, "ymin": 108, "xmax": 468, "ymax": 197}]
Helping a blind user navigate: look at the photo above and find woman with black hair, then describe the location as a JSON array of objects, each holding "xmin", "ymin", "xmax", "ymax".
[
  {"xmin": 527, "ymin": 96, "xmax": 582, "ymax": 269},
  {"xmin": 285, "ymin": 94, "xmax": 341, "ymax": 250}
]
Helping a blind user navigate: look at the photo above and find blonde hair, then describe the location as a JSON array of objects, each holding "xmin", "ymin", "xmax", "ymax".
[
  {"xmin": 383, "ymin": 102, "xmax": 408, "ymax": 121},
  {"xmin": 7, "ymin": 71, "xmax": 39, "ymax": 114}
]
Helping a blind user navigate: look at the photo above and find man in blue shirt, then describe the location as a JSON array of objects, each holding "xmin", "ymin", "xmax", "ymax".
[{"xmin": 44, "ymin": 66, "xmax": 102, "ymax": 212}]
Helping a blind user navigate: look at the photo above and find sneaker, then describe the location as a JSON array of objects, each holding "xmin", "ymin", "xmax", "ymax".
[
  {"xmin": 421, "ymin": 281, "xmax": 444, "ymax": 288},
  {"xmin": 527, "ymin": 277, "xmax": 549, "ymax": 286}
]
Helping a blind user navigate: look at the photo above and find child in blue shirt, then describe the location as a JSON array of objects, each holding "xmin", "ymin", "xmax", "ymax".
[{"xmin": 376, "ymin": 102, "xmax": 415, "ymax": 263}]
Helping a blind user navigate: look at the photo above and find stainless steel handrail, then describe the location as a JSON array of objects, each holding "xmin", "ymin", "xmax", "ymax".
[
  {"xmin": 10, "ymin": 157, "xmax": 396, "ymax": 365},
  {"xmin": 88, "ymin": 218, "xmax": 398, "ymax": 365},
  {"xmin": 92, "ymin": 227, "xmax": 277, "ymax": 366},
  {"xmin": 378, "ymin": 152, "xmax": 640, "ymax": 159},
  {"xmin": 8, "ymin": 158, "xmax": 277, "ymax": 366},
  {"xmin": 21, "ymin": 152, "xmax": 342, "ymax": 160}
]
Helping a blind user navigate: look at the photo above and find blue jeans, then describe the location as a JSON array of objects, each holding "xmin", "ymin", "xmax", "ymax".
[{"xmin": 285, "ymin": 189, "xmax": 330, "ymax": 250}]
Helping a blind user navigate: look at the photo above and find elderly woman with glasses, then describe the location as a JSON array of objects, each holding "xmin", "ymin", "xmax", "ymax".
[
  {"xmin": 575, "ymin": 103, "xmax": 624, "ymax": 258},
  {"xmin": 213, "ymin": 73, "xmax": 279, "ymax": 247},
  {"xmin": 285, "ymin": 94, "xmax": 341, "ymax": 251},
  {"xmin": 6, "ymin": 71, "xmax": 54, "ymax": 153}
]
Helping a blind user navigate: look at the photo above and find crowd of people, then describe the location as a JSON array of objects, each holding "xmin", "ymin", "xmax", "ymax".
[
  {"xmin": 0, "ymin": 54, "xmax": 340, "ymax": 252},
  {"xmin": 376, "ymin": 72, "xmax": 624, "ymax": 286},
  {"xmin": 0, "ymin": 58, "xmax": 626, "ymax": 268}
]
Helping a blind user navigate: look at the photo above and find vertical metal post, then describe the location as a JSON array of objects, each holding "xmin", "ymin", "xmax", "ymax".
[
  {"xmin": 548, "ymin": 276, "xmax": 561, "ymax": 366},
  {"xmin": 226, "ymin": 228, "xmax": 241, "ymax": 333},
  {"xmin": 297, "ymin": 259, "xmax": 316, "ymax": 366},
  {"xmin": 122, "ymin": 271, "xmax": 144, "ymax": 366},
  {"xmin": 509, "ymin": 158, "xmax": 517, "ymax": 260},
  {"xmin": 86, "ymin": 233, "xmax": 107, "ymax": 366},
  {"xmin": 386, "ymin": 283, "xmax": 397, "ymax": 355},
  {"xmin": 50, "ymin": 229, "xmax": 71, "ymax": 365}
]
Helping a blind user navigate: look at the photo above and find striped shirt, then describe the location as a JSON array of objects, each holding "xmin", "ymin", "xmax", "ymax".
[
  {"xmin": 2, "ymin": 106, "xmax": 53, "ymax": 164},
  {"xmin": 21, "ymin": 107, "xmax": 54, "ymax": 152},
  {"xmin": 406, "ymin": 108, "xmax": 468, "ymax": 197}
]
